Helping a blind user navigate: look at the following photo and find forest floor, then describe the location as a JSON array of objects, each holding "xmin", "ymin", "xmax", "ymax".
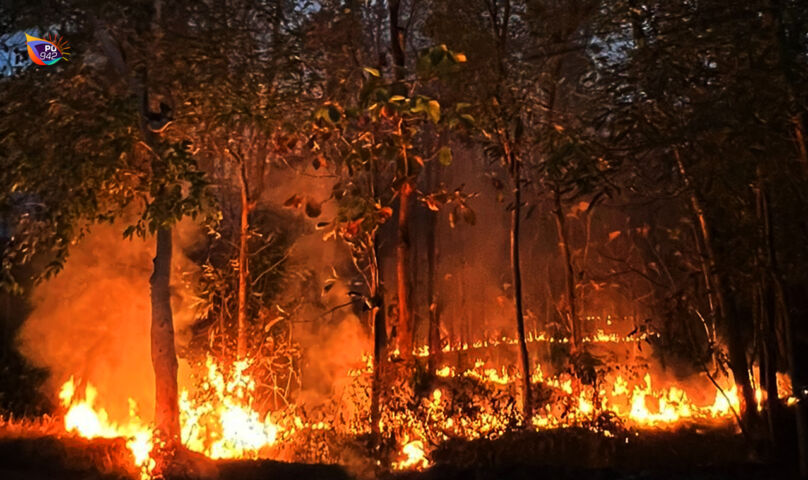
[{"xmin": 0, "ymin": 426, "xmax": 798, "ymax": 480}]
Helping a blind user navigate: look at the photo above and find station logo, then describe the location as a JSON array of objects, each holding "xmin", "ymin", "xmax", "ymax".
[{"xmin": 25, "ymin": 33, "xmax": 71, "ymax": 66}]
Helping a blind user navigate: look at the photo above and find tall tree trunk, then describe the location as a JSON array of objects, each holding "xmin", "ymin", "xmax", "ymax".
[
  {"xmin": 388, "ymin": 0, "xmax": 406, "ymax": 79},
  {"xmin": 768, "ymin": 4, "xmax": 808, "ymax": 473},
  {"xmin": 94, "ymin": 0, "xmax": 181, "ymax": 449},
  {"xmin": 756, "ymin": 282, "xmax": 780, "ymax": 451},
  {"xmin": 237, "ymin": 161, "xmax": 250, "ymax": 359},
  {"xmin": 755, "ymin": 176, "xmax": 783, "ymax": 452},
  {"xmin": 759, "ymin": 176, "xmax": 808, "ymax": 476},
  {"xmin": 674, "ymin": 149, "xmax": 757, "ymax": 425},
  {"xmin": 388, "ymin": 0, "xmax": 414, "ymax": 361},
  {"xmin": 553, "ymin": 190, "xmax": 580, "ymax": 351},
  {"xmin": 151, "ymin": 228, "xmax": 180, "ymax": 440},
  {"xmin": 487, "ymin": 0, "xmax": 529, "ymax": 418},
  {"xmin": 511, "ymin": 157, "xmax": 532, "ymax": 419},
  {"xmin": 370, "ymin": 241, "xmax": 386, "ymax": 437},
  {"xmin": 426, "ymin": 164, "xmax": 441, "ymax": 372},
  {"xmin": 397, "ymin": 181, "xmax": 414, "ymax": 359},
  {"xmin": 691, "ymin": 223, "xmax": 717, "ymax": 342},
  {"xmin": 768, "ymin": 0, "xmax": 808, "ymax": 175}
]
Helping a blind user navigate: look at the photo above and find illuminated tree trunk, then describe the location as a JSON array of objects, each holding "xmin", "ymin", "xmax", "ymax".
[
  {"xmin": 388, "ymin": 0, "xmax": 414, "ymax": 362},
  {"xmin": 370, "ymin": 241, "xmax": 386, "ymax": 437},
  {"xmin": 397, "ymin": 181, "xmax": 414, "ymax": 359},
  {"xmin": 553, "ymin": 190, "xmax": 580, "ymax": 351},
  {"xmin": 150, "ymin": 227, "xmax": 180, "ymax": 440},
  {"xmin": 426, "ymin": 164, "xmax": 441, "ymax": 373},
  {"xmin": 94, "ymin": 6, "xmax": 182, "ymax": 443},
  {"xmin": 237, "ymin": 161, "xmax": 250, "ymax": 359},
  {"xmin": 510, "ymin": 155, "xmax": 532, "ymax": 419}
]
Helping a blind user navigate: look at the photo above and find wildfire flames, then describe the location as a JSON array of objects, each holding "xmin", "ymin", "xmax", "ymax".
[
  {"xmin": 59, "ymin": 377, "xmax": 155, "ymax": 478},
  {"xmin": 55, "ymin": 335, "xmax": 794, "ymax": 477}
]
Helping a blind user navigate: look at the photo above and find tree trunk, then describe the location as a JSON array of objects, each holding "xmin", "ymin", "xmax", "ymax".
[
  {"xmin": 759, "ymin": 175, "xmax": 808, "ymax": 476},
  {"xmin": 674, "ymin": 149, "xmax": 757, "ymax": 425},
  {"xmin": 768, "ymin": 0, "xmax": 808, "ymax": 176},
  {"xmin": 767, "ymin": 4, "xmax": 808, "ymax": 473},
  {"xmin": 388, "ymin": 0, "xmax": 406, "ymax": 79},
  {"xmin": 388, "ymin": 0, "xmax": 414, "ymax": 362},
  {"xmin": 511, "ymin": 158, "xmax": 532, "ymax": 419},
  {"xmin": 237, "ymin": 162, "xmax": 250, "ymax": 359},
  {"xmin": 150, "ymin": 228, "xmax": 180, "ymax": 440},
  {"xmin": 426, "ymin": 165, "xmax": 441, "ymax": 373},
  {"xmin": 553, "ymin": 190, "xmax": 580, "ymax": 351},
  {"xmin": 93, "ymin": 0, "xmax": 181, "ymax": 451},
  {"xmin": 397, "ymin": 181, "xmax": 414, "ymax": 360},
  {"xmin": 370, "ymin": 241, "xmax": 386, "ymax": 437}
]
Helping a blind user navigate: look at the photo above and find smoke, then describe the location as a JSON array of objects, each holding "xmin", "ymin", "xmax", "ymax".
[
  {"xmin": 18, "ymin": 221, "xmax": 200, "ymax": 423},
  {"xmin": 261, "ymin": 165, "xmax": 372, "ymax": 404},
  {"xmin": 14, "ymin": 142, "xmax": 706, "ymax": 425}
]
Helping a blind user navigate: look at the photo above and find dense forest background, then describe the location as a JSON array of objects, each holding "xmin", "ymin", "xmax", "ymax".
[{"xmin": 1, "ymin": 0, "xmax": 808, "ymax": 475}]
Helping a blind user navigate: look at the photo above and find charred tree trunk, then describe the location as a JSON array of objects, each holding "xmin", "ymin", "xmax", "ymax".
[
  {"xmin": 553, "ymin": 190, "xmax": 580, "ymax": 351},
  {"xmin": 151, "ymin": 227, "xmax": 180, "ymax": 440},
  {"xmin": 675, "ymin": 149, "xmax": 757, "ymax": 426}
]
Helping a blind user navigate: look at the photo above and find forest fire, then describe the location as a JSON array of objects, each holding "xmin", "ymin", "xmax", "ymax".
[
  {"xmin": 50, "ymin": 332, "xmax": 785, "ymax": 478},
  {"xmin": 3, "ymin": 1, "xmax": 808, "ymax": 479}
]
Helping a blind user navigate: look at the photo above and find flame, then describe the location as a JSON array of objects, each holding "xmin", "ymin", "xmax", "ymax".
[
  {"xmin": 59, "ymin": 377, "xmax": 155, "ymax": 479},
  {"xmin": 180, "ymin": 357, "xmax": 279, "ymax": 459},
  {"xmin": 54, "ymin": 334, "xmax": 792, "ymax": 477},
  {"xmin": 393, "ymin": 437, "xmax": 429, "ymax": 470},
  {"xmin": 60, "ymin": 356, "xmax": 280, "ymax": 477}
]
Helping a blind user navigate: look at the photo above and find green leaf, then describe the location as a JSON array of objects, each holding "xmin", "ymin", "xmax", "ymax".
[
  {"xmin": 438, "ymin": 146, "xmax": 453, "ymax": 166},
  {"xmin": 427, "ymin": 100, "xmax": 441, "ymax": 123}
]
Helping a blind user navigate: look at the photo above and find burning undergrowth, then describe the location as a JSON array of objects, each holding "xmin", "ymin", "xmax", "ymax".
[{"xmin": 43, "ymin": 333, "xmax": 786, "ymax": 480}]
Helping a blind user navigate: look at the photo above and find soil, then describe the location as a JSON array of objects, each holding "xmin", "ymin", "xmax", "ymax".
[{"xmin": 0, "ymin": 428, "xmax": 798, "ymax": 480}]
